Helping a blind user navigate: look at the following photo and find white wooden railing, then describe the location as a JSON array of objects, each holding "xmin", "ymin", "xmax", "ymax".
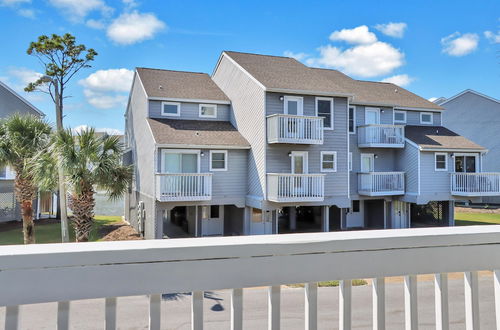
[
  {"xmin": 358, "ymin": 172, "xmax": 405, "ymax": 196},
  {"xmin": 451, "ymin": 172, "xmax": 500, "ymax": 196},
  {"xmin": 358, "ymin": 124, "xmax": 405, "ymax": 148},
  {"xmin": 2, "ymin": 226, "xmax": 500, "ymax": 329},
  {"xmin": 267, "ymin": 173, "xmax": 325, "ymax": 202},
  {"xmin": 267, "ymin": 114, "xmax": 324, "ymax": 144},
  {"xmin": 156, "ymin": 173, "xmax": 212, "ymax": 201}
]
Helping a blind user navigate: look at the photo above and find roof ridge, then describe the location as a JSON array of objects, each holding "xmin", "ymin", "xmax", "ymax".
[
  {"xmin": 224, "ymin": 50, "xmax": 298, "ymax": 61},
  {"xmin": 136, "ymin": 67, "xmax": 208, "ymax": 75}
]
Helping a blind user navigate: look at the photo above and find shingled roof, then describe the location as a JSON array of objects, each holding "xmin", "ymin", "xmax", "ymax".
[
  {"xmin": 136, "ymin": 68, "xmax": 230, "ymax": 102},
  {"xmin": 222, "ymin": 51, "xmax": 442, "ymax": 110},
  {"xmin": 405, "ymin": 125, "xmax": 486, "ymax": 151},
  {"xmin": 147, "ymin": 118, "xmax": 250, "ymax": 148}
]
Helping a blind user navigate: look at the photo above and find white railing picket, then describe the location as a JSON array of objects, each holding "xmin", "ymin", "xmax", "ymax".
[
  {"xmin": 267, "ymin": 174, "xmax": 325, "ymax": 202},
  {"xmin": 434, "ymin": 273, "xmax": 449, "ymax": 330},
  {"xmin": 105, "ymin": 297, "xmax": 117, "ymax": 330},
  {"xmin": 358, "ymin": 124, "xmax": 405, "ymax": 147},
  {"xmin": 267, "ymin": 114, "xmax": 324, "ymax": 144},
  {"xmin": 404, "ymin": 275, "xmax": 418, "ymax": 330},
  {"xmin": 373, "ymin": 277, "xmax": 386, "ymax": 330},
  {"xmin": 358, "ymin": 172, "xmax": 405, "ymax": 196},
  {"xmin": 57, "ymin": 301, "xmax": 70, "ymax": 330},
  {"xmin": 149, "ymin": 294, "xmax": 162, "ymax": 330},
  {"xmin": 305, "ymin": 282, "xmax": 318, "ymax": 330},
  {"xmin": 451, "ymin": 173, "xmax": 500, "ymax": 196},
  {"xmin": 464, "ymin": 272, "xmax": 480, "ymax": 330},
  {"xmin": 156, "ymin": 173, "xmax": 212, "ymax": 201},
  {"xmin": 268, "ymin": 286, "xmax": 281, "ymax": 330},
  {"xmin": 192, "ymin": 291, "xmax": 204, "ymax": 330},
  {"xmin": 231, "ymin": 288, "xmax": 243, "ymax": 330},
  {"xmin": 339, "ymin": 280, "xmax": 352, "ymax": 330},
  {"xmin": 5, "ymin": 305, "xmax": 19, "ymax": 330}
]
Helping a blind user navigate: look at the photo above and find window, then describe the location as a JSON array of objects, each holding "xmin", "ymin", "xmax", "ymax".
[
  {"xmin": 349, "ymin": 152, "xmax": 353, "ymax": 172},
  {"xmin": 199, "ymin": 104, "xmax": 217, "ymax": 118},
  {"xmin": 394, "ymin": 110, "xmax": 407, "ymax": 124},
  {"xmin": 435, "ymin": 153, "xmax": 448, "ymax": 171},
  {"xmin": 284, "ymin": 96, "xmax": 303, "ymax": 115},
  {"xmin": 210, "ymin": 150, "xmax": 227, "ymax": 171},
  {"xmin": 321, "ymin": 151, "xmax": 337, "ymax": 172},
  {"xmin": 348, "ymin": 106, "xmax": 356, "ymax": 133},
  {"xmin": 352, "ymin": 200, "xmax": 360, "ymax": 213},
  {"xmin": 420, "ymin": 112, "xmax": 433, "ymax": 124},
  {"xmin": 316, "ymin": 97, "xmax": 334, "ymax": 129},
  {"xmin": 161, "ymin": 102, "xmax": 180, "ymax": 117},
  {"xmin": 210, "ymin": 205, "xmax": 220, "ymax": 218}
]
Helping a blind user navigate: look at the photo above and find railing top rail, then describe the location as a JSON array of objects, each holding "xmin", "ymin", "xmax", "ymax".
[
  {"xmin": 2, "ymin": 225, "xmax": 500, "ymax": 306},
  {"xmin": 451, "ymin": 172, "xmax": 500, "ymax": 176},
  {"xmin": 155, "ymin": 172, "xmax": 213, "ymax": 176},
  {"xmin": 266, "ymin": 113, "xmax": 323, "ymax": 120},
  {"xmin": 267, "ymin": 173, "xmax": 326, "ymax": 177},
  {"xmin": 357, "ymin": 124, "xmax": 405, "ymax": 129},
  {"xmin": 358, "ymin": 171, "xmax": 405, "ymax": 175}
]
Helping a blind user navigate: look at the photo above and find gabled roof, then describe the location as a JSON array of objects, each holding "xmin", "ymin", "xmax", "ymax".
[
  {"xmin": 136, "ymin": 68, "xmax": 230, "ymax": 102},
  {"xmin": 405, "ymin": 125, "xmax": 486, "ymax": 151},
  {"xmin": 219, "ymin": 51, "xmax": 442, "ymax": 110},
  {"xmin": 437, "ymin": 89, "xmax": 500, "ymax": 106},
  {"xmin": 147, "ymin": 118, "xmax": 250, "ymax": 148},
  {"xmin": 0, "ymin": 80, "xmax": 45, "ymax": 117}
]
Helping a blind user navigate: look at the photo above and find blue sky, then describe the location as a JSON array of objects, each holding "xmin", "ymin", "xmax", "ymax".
[{"xmin": 0, "ymin": 0, "xmax": 498, "ymax": 133}]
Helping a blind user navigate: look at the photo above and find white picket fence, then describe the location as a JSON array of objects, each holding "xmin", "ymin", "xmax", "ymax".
[
  {"xmin": 2, "ymin": 226, "xmax": 500, "ymax": 329},
  {"xmin": 267, "ymin": 114, "xmax": 324, "ymax": 144}
]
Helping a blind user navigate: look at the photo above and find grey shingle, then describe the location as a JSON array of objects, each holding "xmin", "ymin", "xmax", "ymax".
[{"xmin": 405, "ymin": 125, "xmax": 485, "ymax": 150}]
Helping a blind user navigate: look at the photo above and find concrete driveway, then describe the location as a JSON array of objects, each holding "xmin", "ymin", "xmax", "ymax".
[{"xmin": 1, "ymin": 275, "xmax": 496, "ymax": 329}]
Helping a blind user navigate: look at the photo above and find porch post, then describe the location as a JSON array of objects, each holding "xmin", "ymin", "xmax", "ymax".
[
  {"xmin": 289, "ymin": 207, "xmax": 297, "ymax": 231},
  {"xmin": 243, "ymin": 207, "xmax": 251, "ymax": 235},
  {"xmin": 322, "ymin": 206, "xmax": 330, "ymax": 232},
  {"xmin": 448, "ymin": 201, "xmax": 455, "ymax": 226},
  {"xmin": 340, "ymin": 209, "xmax": 347, "ymax": 230}
]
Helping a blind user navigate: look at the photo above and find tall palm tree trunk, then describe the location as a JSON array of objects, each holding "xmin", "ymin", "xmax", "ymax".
[
  {"xmin": 14, "ymin": 175, "xmax": 37, "ymax": 244},
  {"xmin": 69, "ymin": 186, "xmax": 95, "ymax": 242}
]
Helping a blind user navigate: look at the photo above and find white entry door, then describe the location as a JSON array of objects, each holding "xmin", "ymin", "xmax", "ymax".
[
  {"xmin": 392, "ymin": 201, "xmax": 408, "ymax": 228},
  {"xmin": 365, "ymin": 108, "xmax": 380, "ymax": 125},
  {"xmin": 291, "ymin": 151, "xmax": 308, "ymax": 195},
  {"xmin": 360, "ymin": 154, "xmax": 375, "ymax": 173},
  {"xmin": 250, "ymin": 208, "xmax": 273, "ymax": 235},
  {"xmin": 201, "ymin": 205, "xmax": 224, "ymax": 236}
]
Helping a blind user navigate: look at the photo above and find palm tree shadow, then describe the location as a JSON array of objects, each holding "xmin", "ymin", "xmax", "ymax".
[{"xmin": 162, "ymin": 291, "xmax": 225, "ymax": 311}]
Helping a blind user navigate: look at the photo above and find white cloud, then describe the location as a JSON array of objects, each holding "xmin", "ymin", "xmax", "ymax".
[
  {"xmin": 284, "ymin": 51, "xmax": 309, "ymax": 61},
  {"xmin": 86, "ymin": 18, "xmax": 106, "ymax": 29},
  {"xmin": 381, "ymin": 74, "xmax": 414, "ymax": 87},
  {"xmin": 0, "ymin": 0, "xmax": 30, "ymax": 6},
  {"xmin": 17, "ymin": 7, "xmax": 34, "ymax": 17},
  {"xmin": 329, "ymin": 25, "xmax": 377, "ymax": 45},
  {"xmin": 0, "ymin": 0, "xmax": 35, "ymax": 18},
  {"xmin": 73, "ymin": 125, "xmax": 123, "ymax": 135},
  {"xmin": 8, "ymin": 67, "xmax": 42, "ymax": 86},
  {"xmin": 307, "ymin": 41, "xmax": 405, "ymax": 78},
  {"xmin": 375, "ymin": 22, "xmax": 407, "ymax": 38},
  {"xmin": 441, "ymin": 32, "xmax": 479, "ymax": 56},
  {"xmin": 428, "ymin": 97, "xmax": 438, "ymax": 102},
  {"xmin": 79, "ymin": 68, "xmax": 133, "ymax": 109},
  {"xmin": 48, "ymin": 0, "xmax": 113, "ymax": 21},
  {"xmin": 484, "ymin": 31, "xmax": 500, "ymax": 44},
  {"xmin": 107, "ymin": 10, "xmax": 166, "ymax": 45}
]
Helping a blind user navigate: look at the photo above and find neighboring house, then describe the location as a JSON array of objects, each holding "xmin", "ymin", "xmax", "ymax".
[
  {"xmin": 0, "ymin": 80, "xmax": 45, "ymax": 222},
  {"xmin": 124, "ymin": 52, "xmax": 499, "ymax": 239},
  {"xmin": 436, "ymin": 89, "xmax": 500, "ymax": 204}
]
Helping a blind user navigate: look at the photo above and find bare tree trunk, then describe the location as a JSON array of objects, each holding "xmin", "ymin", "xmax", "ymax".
[{"xmin": 21, "ymin": 200, "xmax": 35, "ymax": 244}]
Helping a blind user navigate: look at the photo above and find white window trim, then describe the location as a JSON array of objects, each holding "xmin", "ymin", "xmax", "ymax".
[
  {"xmin": 348, "ymin": 152, "xmax": 353, "ymax": 172},
  {"xmin": 365, "ymin": 107, "xmax": 381, "ymax": 125},
  {"xmin": 199, "ymin": 104, "xmax": 217, "ymax": 119},
  {"xmin": 393, "ymin": 110, "xmax": 407, "ymax": 124},
  {"xmin": 434, "ymin": 152, "xmax": 448, "ymax": 171},
  {"xmin": 284, "ymin": 96, "xmax": 304, "ymax": 115},
  {"xmin": 420, "ymin": 112, "xmax": 433, "ymax": 124},
  {"xmin": 315, "ymin": 97, "xmax": 334, "ymax": 130},
  {"xmin": 348, "ymin": 106, "xmax": 356, "ymax": 134},
  {"xmin": 160, "ymin": 149, "xmax": 200, "ymax": 173},
  {"xmin": 209, "ymin": 150, "xmax": 228, "ymax": 171},
  {"xmin": 320, "ymin": 151, "xmax": 337, "ymax": 172},
  {"xmin": 161, "ymin": 101, "xmax": 181, "ymax": 117},
  {"xmin": 452, "ymin": 153, "xmax": 479, "ymax": 173}
]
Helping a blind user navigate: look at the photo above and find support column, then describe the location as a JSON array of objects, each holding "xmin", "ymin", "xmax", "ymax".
[
  {"xmin": 321, "ymin": 206, "xmax": 330, "ymax": 232},
  {"xmin": 289, "ymin": 207, "xmax": 297, "ymax": 231},
  {"xmin": 340, "ymin": 209, "xmax": 347, "ymax": 230},
  {"xmin": 244, "ymin": 207, "xmax": 251, "ymax": 235},
  {"xmin": 274, "ymin": 209, "xmax": 279, "ymax": 234},
  {"xmin": 448, "ymin": 201, "xmax": 455, "ymax": 226}
]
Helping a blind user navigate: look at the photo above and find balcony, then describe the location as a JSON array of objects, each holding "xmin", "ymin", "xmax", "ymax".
[
  {"xmin": 451, "ymin": 172, "xmax": 500, "ymax": 196},
  {"xmin": 358, "ymin": 124, "xmax": 405, "ymax": 148},
  {"xmin": 358, "ymin": 172, "xmax": 405, "ymax": 196},
  {"xmin": 2, "ymin": 226, "xmax": 500, "ymax": 329},
  {"xmin": 156, "ymin": 173, "xmax": 212, "ymax": 202},
  {"xmin": 267, "ymin": 173, "xmax": 325, "ymax": 202},
  {"xmin": 267, "ymin": 114, "xmax": 323, "ymax": 145}
]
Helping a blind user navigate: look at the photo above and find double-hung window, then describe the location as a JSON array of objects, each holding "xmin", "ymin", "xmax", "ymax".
[
  {"xmin": 210, "ymin": 150, "xmax": 228, "ymax": 171},
  {"xmin": 435, "ymin": 153, "xmax": 447, "ymax": 171},
  {"xmin": 199, "ymin": 104, "xmax": 217, "ymax": 118},
  {"xmin": 316, "ymin": 97, "xmax": 334, "ymax": 129},
  {"xmin": 161, "ymin": 102, "xmax": 180, "ymax": 117},
  {"xmin": 394, "ymin": 110, "xmax": 407, "ymax": 124},
  {"xmin": 321, "ymin": 151, "xmax": 337, "ymax": 172}
]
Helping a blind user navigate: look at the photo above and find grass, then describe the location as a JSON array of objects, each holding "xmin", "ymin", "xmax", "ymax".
[
  {"xmin": 287, "ymin": 279, "xmax": 368, "ymax": 288},
  {"xmin": 455, "ymin": 212, "xmax": 500, "ymax": 226},
  {"xmin": 0, "ymin": 215, "xmax": 122, "ymax": 245}
]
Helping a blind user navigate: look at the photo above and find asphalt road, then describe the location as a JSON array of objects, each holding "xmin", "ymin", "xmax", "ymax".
[{"xmin": 1, "ymin": 276, "xmax": 496, "ymax": 329}]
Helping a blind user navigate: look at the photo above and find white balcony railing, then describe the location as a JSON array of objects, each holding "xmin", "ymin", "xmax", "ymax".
[
  {"xmin": 358, "ymin": 172, "xmax": 405, "ymax": 196},
  {"xmin": 451, "ymin": 172, "xmax": 500, "ymax": 196},
  {"xmin": 156, "ymin": 173, "xmax": 212, "ymax": 201},
  {"xmin": 267, "ymin": 114, "xmax": 324, "ymax": 144},
  {"xmin": 267, "ymin": 173, "xmax": 325, "ymax": 202},
  {"xmin": 358, "ymin": 124, "xmax": 405, "ymax": 148},
  {"xmin": 2, "ymin": 226, "xmax": 500, "ymax": 329}
]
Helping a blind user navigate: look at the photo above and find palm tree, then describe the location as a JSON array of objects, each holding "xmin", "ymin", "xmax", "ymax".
[
  {"xmin": 0, "ymin": 114, "xmax": 52, "ymax": 244},
  {"xmin": 33, "ymin": 128, "xmax": 132, "ymax": 242}
]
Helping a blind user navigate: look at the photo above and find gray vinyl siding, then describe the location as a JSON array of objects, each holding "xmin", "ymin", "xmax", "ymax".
[
  {"xmin": 419, "ymin": 151, "xmax": 452, "ymax": 196},
  {"xmin": 0, "ymin": 84, "xmax": 42, "ymax": 118},
  {"xmin": 212, "ymin": 55, "xmax": 266, "ymax": 199},
  {"xmin": 352, "ymin": 105, "xmax": 393, "ymax": 125},
  {"xmin": 395, "ymin": 142, "xmax": 419, "ymax": 194},
  {"xmin": 266, "ymin": 93, "xmax": 349, "ymax": 201},
  {"xmin": 406, "ymin": 110, "xmax": 441, "ymax": 126},
  {"xmin": 149, "ymin": 101, "xmax": 230, "ymax": 121}
]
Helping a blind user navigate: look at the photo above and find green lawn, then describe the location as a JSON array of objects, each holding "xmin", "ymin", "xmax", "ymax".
[
  {"xmin": 455, "ymin": 212, "xmax": 500, "ymax": 226},
  {"xmin": 0, "ymin": 215, "xmax": 122, "ymax": 245}
]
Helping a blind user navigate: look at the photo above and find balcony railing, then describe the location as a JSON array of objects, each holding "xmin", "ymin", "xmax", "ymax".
[
  {"xmin": 267, "ymin": 173, "xmax": 325, "ymax": 202},
  {"xmin": 2, "ymin": 226, "xmax": 500, "ymax": 329},
  {"xmin": 358, "ymin": 124, "xmax": 405, "ymax": 148},
  {"xmin": 267, "ymin": 114, "xmax": 324, "ymax": 144},
  {"xmin": 156, "ymin": 173, "xmax": 212, "ymax": 202},
  {"xmin": 451, "ymin": 172, "xmax": 500, "ymax": 196},
  {"xmin": 358, "ymin": 172, "xmax": 405, "ymax": 196}
]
